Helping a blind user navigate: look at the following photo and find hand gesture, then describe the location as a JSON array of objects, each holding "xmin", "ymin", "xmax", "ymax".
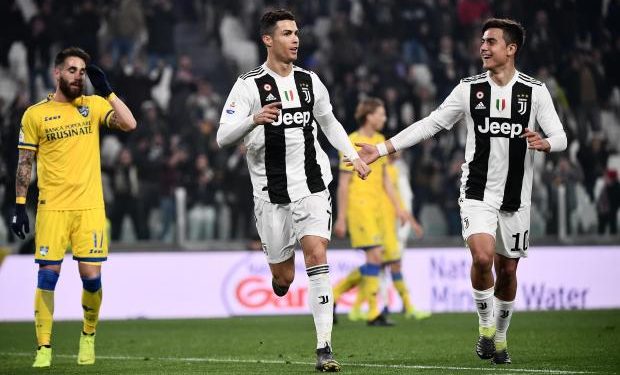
[
  {"xmin": 253, "ymin": 102, "xmax": 282, "ymax": 125},
  {"xmin": 350, "ymin": 158, "xmax": 371, "ymax": 180},
  {"xmin": 521, "ymin": 128, "xmax": 550, "ymax": 152},
  {"xmin": 11, "ymin": 204, "xmax": 29, "ymax": 240},
  {"xmin": 354, "ymin": 143, "xmax": 381, "ymax": 165},
  {"xmin": 86, "ymin": 64, "xmax": 113, "ymax": 97}
]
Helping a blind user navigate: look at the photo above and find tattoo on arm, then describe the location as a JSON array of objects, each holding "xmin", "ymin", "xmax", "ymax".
[
  {"xmin": 16, "ymin": 149, "xmax": 35, "ymax": 198},
  {"xmin": 108, "ymin": 112, "xmax": 122, "ymax": 130}
]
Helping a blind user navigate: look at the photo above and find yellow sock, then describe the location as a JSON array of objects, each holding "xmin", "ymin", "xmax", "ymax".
[
  {"xmin": 361, "ymin": 275, "xmax": 380, "ymax": 320},
  {"xmin": 351, "ymin": 281, "xmax": 365, "ymax": 311},
  {"xmin": 393, "ymin": 279, "xmax": 412, "ymax": 311},
  {"xmin": 333, "ymin": 268, "xmax": 361, "ymax": 301},
  {"xmin": 34, "ymin": 289, "xmax": 54, "ymax": 346},
  {"xmin": 81, "ymin": 288, "xmax": 102, "ymax": 334}
]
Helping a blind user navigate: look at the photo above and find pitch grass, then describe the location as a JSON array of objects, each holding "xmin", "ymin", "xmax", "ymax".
[{"xmin": 1, "ymin": 310, "xmax": 618, "ymax": 374}]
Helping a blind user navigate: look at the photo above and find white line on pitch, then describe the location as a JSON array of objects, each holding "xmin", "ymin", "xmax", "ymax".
[{"xmin": 0, "ymin": 352, "xmax": 604, "ymax": 374}]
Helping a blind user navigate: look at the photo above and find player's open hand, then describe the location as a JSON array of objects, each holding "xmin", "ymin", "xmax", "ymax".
[
  {"xmin": 351, "ymin": 158, "xmax": 371, "ymax": 180},
  {"xmin": 86, "ymin": 64, "xmax": 113, "ymax": 98},
  {"xmin": 354, "ymin": 143, "xmax": 381, "ymax": 165},
  {"xmin": 521, "ymin": 128, "xmax": 550, "ymax": 152},
  {"xmin": 253, "ymin": 102, "xmax": 282, "ymax": 125}
]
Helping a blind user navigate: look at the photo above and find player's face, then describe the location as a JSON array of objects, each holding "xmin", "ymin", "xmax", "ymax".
[
  {"xmin": 56, "ymin": 56, "xmax": 86, "ymax": 100},
  {"xmin": 268, "ymin": 20, "xmax": 299, "ymax": 63},
  {"xmin": 367, "ymin": 106, "xmax": 386, "ymax": 131},
  {"xmin": 480, "ymin": 28, "xmax": 515, "ymax": 70}
]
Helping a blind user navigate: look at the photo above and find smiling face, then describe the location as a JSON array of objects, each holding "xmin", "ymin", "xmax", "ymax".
[
  {"xmin": 263, "ymin": 20, "xmax": 299, "ymax": 64},
  {"xmin": 480, "ymin": 28, "xmax": 516, "ymax": 71},
  {"xmin": 55, "ymin": 56, "xmax": 86, "ymax": 100}
]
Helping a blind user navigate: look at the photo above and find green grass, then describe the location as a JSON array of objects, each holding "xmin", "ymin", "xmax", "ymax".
[{"xmin": 1, "ymin": 310, "xmax": 618, "ymax": 374}]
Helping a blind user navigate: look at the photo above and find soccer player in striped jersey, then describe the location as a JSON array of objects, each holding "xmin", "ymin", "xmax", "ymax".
[
  {"xmin": 355, "ymin": 18, "xmax": 567, "ymax": 364},
  {"xmin": 11, "ymin": 47, "xmax": 137, "ymax": 368},
  {"xmin": 217, "ymin": 9, "xmax": 370, "ymax": 372}
]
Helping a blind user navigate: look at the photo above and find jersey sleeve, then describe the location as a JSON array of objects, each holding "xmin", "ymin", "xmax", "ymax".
[
  {"xmin": 18, "ymin": 108, "xmax": 39, "ymax": 151},
  {"xmin": 219, "ymin": 78, "xmax": 254, "ymax": 126},
  {"xmin": 535, "ymin": 84, "xmax": 567, "ymax": 152},
  {"xmin": 311, "ymin": 73, "xmax": 333, "ymax": 117},
  {"xmin": 94, "ymin": 95, "xmax": 114, "ymax": 128},
  {"xmin": 428, "ymin": 82, "xmax": 466, "ymax": 130}
]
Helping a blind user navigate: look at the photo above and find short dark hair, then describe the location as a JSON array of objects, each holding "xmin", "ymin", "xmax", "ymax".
[
  {"xmin": 54, "ymin": 47, "xmax": 91, "ymax": 67},
  {"xmin": 355, "ymin": 98, "xmax": 384, "ymax": 126},
  {"xmin": 482, "ymin": 18, "xmax": 526, "ymax": 56},
  {"xmin": 259, "ymin": 9, "xmax": 295, "ymax": 36}
]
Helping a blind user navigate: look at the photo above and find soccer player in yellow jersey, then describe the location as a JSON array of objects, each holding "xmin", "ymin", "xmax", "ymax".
[
  {"xmin": 334, "ymin": 98, "xmax": 406, "ymax": 326},
  {"xmin": 381, "ymin": 152, "xmax": 430, "ymax": 320},
  {"xmin": 11, "ymin": 47, "xmax": 137, "ymax": 368}
]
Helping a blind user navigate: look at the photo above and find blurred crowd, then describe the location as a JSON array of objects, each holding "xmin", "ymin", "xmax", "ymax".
[{"xmin": 1, "ymin": 0, "xmax": 619, "ymax": 244}]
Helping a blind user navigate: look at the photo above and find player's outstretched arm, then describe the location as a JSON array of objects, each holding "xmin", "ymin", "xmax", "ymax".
[
  {"xmin": 86, "ymin": 64, "xmax": 136, "ymax": 132},
  {"xmin": 11, "ymin": 149, "xmax": 35, "ymax": 239}
]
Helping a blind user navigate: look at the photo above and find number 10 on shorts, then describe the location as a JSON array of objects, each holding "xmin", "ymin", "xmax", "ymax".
[{"xmin": 510, "ymin": 230, "xmax": 529, "ymax": 252}]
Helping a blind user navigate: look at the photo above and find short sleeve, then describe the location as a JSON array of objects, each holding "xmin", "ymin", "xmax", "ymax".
[
  {"xmin": 94, "ymin": 95, "xmax": 114, "ymax": 128},
  {"xmin": 18, "ymin": 109, "xmax": 39, "ymax": 151},
  {"xmin": 311, "ymin": 73, "xmax": 333, "ymax": 117}
]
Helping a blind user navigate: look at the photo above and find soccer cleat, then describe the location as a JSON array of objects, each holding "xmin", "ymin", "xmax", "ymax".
[
  {"xmin": 315, "ymin": 344, "xmax": 341, "ymax": 372},
  {"xmin": 476, "ymin": 335, "xmax": 495, "ymax": 359},
  {"xmin": 367, "ymin": 313, "xmax": 395, "ymax": 327},
  {"xmin": 405, "ymin": 308, "xmax": 432, "ymax": 320},
  {"xmin": 272, "ymin": 279, "xmax": 289, "ymax": 297},
  {"xmin": 32, "ymin": 346, "xmax": 52, "ymax": 368},
  {"xmin": 347, "ymin": 308, "xmax": 367, "ymax": 322},
  {"xmin": 491, "ymin": 349, "xmax": 512, "ymax": 364},
  {"xmin": 77, "ymin": 332, "xmax": 96, "ymax": 365}
]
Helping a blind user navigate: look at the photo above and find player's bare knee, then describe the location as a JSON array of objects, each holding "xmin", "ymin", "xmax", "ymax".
[
  {"xmin": 471, "ymin": 252, "xmax": 494, "ymax": 270},
  {"xmin": 273, "ymin": 273, "xmax": 294, "ymax": 287}
]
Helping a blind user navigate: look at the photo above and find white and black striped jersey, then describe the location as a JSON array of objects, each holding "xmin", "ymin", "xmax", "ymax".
[
  {"xmin": 218, "ymin": 64, "xmax": 335, "ymax": 204},
  {"xmin": 428, "ymin": 71, "xmax": 566, "ymax": 211}
]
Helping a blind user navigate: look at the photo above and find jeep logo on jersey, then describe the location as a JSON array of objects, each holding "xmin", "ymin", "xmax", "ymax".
[
  {"xmin": 271, "ymin": 110, "xmax": 311, "ymax": 127},
  {"xmin": 477, "ymin": 117, "xmax": 523, "ymax": 138}
]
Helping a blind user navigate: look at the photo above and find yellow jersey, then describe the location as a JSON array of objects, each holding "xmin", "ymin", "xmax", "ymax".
[
  {"xmin": 19, "ymin": 94, "xmax": 114, "ymax": 211},
  {"xmin": 339, "ymin": 131, "xmax": 387, "ymax": 205}
]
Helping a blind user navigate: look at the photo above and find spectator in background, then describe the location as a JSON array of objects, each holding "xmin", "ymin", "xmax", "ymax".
[
  {"xmin": 145, "ymin": 0, "xmax": 176, "ymax": 70},
  {"xmin": 107, "ymin": 0, "xmax": 145, "ymax": 65},
  {"xmin": 577, "ymin": 137, "xmax": 609, "ymax": 199},
  {"xmin": 109, "ymin": 148, "xmax": 147, "ymax": 240},
  {"xmin": 25, "ymin": 15, "xmax": 53, "ymax": 101},
  {"xmin": 223, "ymin": 144, "xmax": 253, "ymax": 239},
  {"xmin": 0, "ymin": 0, "xmax": 26, "ymax": 68},
  {"xmin": 597, "ymin": 169, "xmax": 620, "ymax": 235},
  {"xmin": 71, "ymin": 0, "xmax": 101, "ymax": 63},
  {"xmin": 187, "ymin": 153, "xmax": 217, "ymax": 241}
]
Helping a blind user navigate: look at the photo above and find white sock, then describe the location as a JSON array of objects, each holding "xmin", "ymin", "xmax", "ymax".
[
  {"xmin": 307, "ymin": 264, "xmax": 333, "ymax": 349},
  {"xmin": 494, "ymin": 297, "xmax": 514, "ymax": 345},
  {"xmin": 472, "ymin": 287, "xmax": 495, "ymax": 330}
]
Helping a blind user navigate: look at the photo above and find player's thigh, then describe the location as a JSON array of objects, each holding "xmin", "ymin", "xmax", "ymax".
[
  {"xmin": 254, "ymin": 197, "xmax": 296, "ymax": 264},
  {"xmin": 35, "ymin": 210, "xmax": 71, "ymax": 265},
  {"xmin": 497, "ymin": 206, "xmax": 530, "ymax": 258},
  {"xmin": 347, "ymin": 201, "xmax": 383, "ymax": 249},
  {"xmin": 292, "ymin": 189, "xmax": 332, "ymax": 241},
  {"xmin": 459, "ymin": 198, "xmax": 498, "ymax": 243},
  {"xmin": 70, "ymin": 208, "xmax": 108, "ymax": 263}
]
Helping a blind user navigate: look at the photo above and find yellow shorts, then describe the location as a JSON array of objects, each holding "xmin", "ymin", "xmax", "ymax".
[
  {"xmin": 347, "ymin": 201, "xmax": 383, "ymax": 250},
  {"xmin": 382, "ymin": 213, "xmax": 400, "ymax": 263},
  {"xmin": 35, "ymin": 208, "xmax": 108, "ymax": 265}
]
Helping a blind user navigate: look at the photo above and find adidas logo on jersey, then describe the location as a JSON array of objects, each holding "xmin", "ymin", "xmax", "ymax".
[
  {"xmin": 475, "ymin": 102, "xmax": 486, "ymax": 110},
  {"xmin": 265, "ymin": 93, "xmax": 277, "ymax": 102}
]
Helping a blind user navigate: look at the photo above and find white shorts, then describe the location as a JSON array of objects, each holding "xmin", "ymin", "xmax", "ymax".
[
  {"xmin": 254, "ymin": 190, "xmax": 332, "ymax": 264},
  {"xmin": 459, "ymin": 198, "xmax": 530, "ymax": 258}
]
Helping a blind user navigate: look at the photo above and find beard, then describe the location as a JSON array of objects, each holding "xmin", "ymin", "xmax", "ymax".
[{"xmin": 58, "ymin": 76, "xmax": 83, "ymax": 100}]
